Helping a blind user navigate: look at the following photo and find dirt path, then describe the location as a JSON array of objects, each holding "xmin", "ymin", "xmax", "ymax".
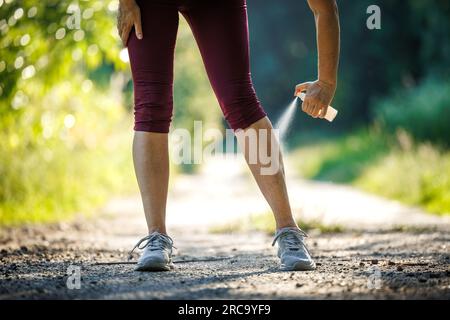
[{"xmin": 1, "ymin": 157, "xmax": 449, "ymax": 299}]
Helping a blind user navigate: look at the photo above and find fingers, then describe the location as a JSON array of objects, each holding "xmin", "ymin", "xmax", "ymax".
[
  {"xmin": 117, "ymin": 6, "xmax": 143, "ymax": 47},
  {"xmin": 294, "ymin": 82, "xmax": 312, "ymax": 96},
  {"xmin": 121, "ymin": 23, "xmax": 132, "ymax": 47},
  {"xmin": 302, "ymin": 98, "xmax": 314, "ymax": 116},
  {"xmin": 134, "ymin": 9, "xmax": 143, "ymax": 40},
  {"xmin": 308, "ymin": 101, "xmax": 319, "ymax": 118},
  {"xmin": 302, "ymin": 98, "xmax": 327, "ymax": 118},
  {"xmin": 318, "ymin": 105, "xmax": 328, "ymax": 119},
  {"xmin": 311, "ymin": 103, "xmax": 323, "ymax": 118}
]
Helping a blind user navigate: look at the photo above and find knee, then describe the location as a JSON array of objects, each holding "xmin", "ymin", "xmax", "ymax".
[
  {"xmin": 218, "ymin": 80, "xmax": 267, "ymax": 130},
  {"xmin": 133, "ymin": 82, "xmax": 173, "ymax": 133}
]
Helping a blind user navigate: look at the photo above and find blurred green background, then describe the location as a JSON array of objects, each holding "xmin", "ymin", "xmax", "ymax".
[{"xmin": 0, "ymin": 0, "xmax": 449, "ymax": 225}]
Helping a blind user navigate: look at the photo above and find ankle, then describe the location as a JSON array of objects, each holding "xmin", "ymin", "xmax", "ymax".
[
  {"xmin": 147, "ymin": 227, "xmax": 167, "ymax": 235},
  {"xmin": 275, "ymin": 222, "xmax": 298, "ymax": 231}
]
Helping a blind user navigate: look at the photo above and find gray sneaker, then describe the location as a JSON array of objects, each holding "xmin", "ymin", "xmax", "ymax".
[
  {"xmin": 272, "ymin": 227, "xmax": 316, "ymax": 271},
  {"xmin": 129, "ymin": 232, "xmax": 175, "ymax": 271}
]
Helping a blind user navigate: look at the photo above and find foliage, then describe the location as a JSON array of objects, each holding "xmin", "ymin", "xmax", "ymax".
[
  {"xmin": 374, "ymin": 78, "xmax": 450, "ymax": 146},
  {"xmin": 292, "ymin": 129, "xmax": 390, "ymax": 183},
  {"xmin": 291, "ymin": 130, "xmax": 450, "ymax": 215},
  {"xmin": 356, "ymin": 142, "xmax": 450, "ymax": 215},
  {"xmin": 0, "ymin": 0, "xmax": 225, "ymax": 225},
  {"xmin": 0, "ymin": 78, "xmax": 137, "ymax": 225}
]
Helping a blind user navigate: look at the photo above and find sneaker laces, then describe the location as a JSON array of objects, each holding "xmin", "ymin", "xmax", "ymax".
[
  {"xmin": 128, "ymin": 233, "xmax": 175, "ymax": 261},
  {"xmin": 271, "ymin": 228, "xmax": 309, "ymax": 250}
]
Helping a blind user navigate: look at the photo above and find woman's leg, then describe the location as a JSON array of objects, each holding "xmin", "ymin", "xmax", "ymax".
[
  {"xmin": 127, "ymin": 1, "xmax": 179, "ymax": 234},
  {"xmin": 133, "ymin": 132, "xmax": 169, "ymax": 234},
  {"xmin": 237, "ymin": 117, "xmax": 297, "ymax": 230},
  {"xmin": 181, "ymin": 0, "xmax": 297, "ymax": 230}
]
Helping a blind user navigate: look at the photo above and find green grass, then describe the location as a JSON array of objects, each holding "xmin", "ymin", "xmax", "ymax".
[
  {"xmin": 0, "ymin": 132, "xmax": 137, "ymax": 226},
  {"xmin": 292, "ymin": 129, "xmax": 390, "ymax": 183},
  {"xmin": 0, "ymin": 82, "xmax": 139, "ymax": 226},
  {"xmin": 209, "ymin": 211, "xmax": 344, "ymax": 235},
  {"xmin": 355, "ymin": 143, "xmax": 450, "ymax": 215},
  {"xmin": 290, "ymin": 129, "xmax": 450, "ymax": 215},
  {"xmin": 0, "ymin": 137, "xmax": 138, "ymax": 226}
]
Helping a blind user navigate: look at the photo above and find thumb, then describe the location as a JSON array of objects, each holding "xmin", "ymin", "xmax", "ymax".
[
  {"xmin": 294, "ymin": 82, "xmax": 312, "ymax": 96},
  {"xmin": 134, "ymin": 11, "xmax": 143, "ymax": 39}
]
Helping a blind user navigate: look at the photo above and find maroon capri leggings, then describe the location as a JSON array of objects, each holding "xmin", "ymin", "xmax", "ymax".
[{"xmin": 127, "ymin": 0, "xmax": 267, "ymax": 133}]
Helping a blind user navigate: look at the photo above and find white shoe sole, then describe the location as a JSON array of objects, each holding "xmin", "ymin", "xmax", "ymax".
[
  {"xmin": 135, "ymin": 260, "xmax": 174, "ymax": 272},
  {"xmin": 281, "ymin": 260, "xmax": 316, "ymax": 271}
]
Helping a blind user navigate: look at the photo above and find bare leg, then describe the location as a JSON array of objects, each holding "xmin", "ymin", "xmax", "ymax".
[
  {"xmin": 133, "ymin": 131, "xmax": 169, "ymax": 234},
  {"xmin": 237, "ymin": 117, "xmax": 298, "ymax": 230}
]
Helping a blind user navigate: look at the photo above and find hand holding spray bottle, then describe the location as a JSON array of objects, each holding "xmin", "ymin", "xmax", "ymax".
[{"xmin": 296, "ymin": 92, "xmax": 338, "ymax": 122}]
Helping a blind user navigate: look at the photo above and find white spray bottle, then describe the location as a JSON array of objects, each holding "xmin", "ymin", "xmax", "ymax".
[{"xmin": 296, "ymin": 92, "xmax": 338, "ymax": 122}]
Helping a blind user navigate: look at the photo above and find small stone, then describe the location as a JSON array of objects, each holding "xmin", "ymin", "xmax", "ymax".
[
  {"xmin": 388, "ymin": 261, "xmax": 395, "ymax": 266},
  {"xmin": 359, "ymin": 262, "xmax": 365, "ymax": 267},
  {"xmin": 20, "ymin": 246, "xmax": 28, "ymax": 252},
  {"xmin": 295, "ymin": 283, "xmax": 303, "ymax": 288},
  {"xmin": 231, "ymin": 248, "xmax": 237, "ymax": 251},
  {"xmin": 371, "ymin": 259, "xmax": 379, "ymax": 265},
  {"xmin": 396, "ymin": 266, "xmax": 404, "ymax": 271}
]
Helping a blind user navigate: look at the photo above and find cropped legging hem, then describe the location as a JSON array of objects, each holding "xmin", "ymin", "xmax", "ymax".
[
  {"xmin": 134, "ymin": 110, "xmax": 266, "ymax": 133},
  {"xmin": 128, "ymin": 0, "xmax": 267, "ymax": 133},
  {"xmin": 134, "ymin": 121, "xmax": 173, "ymax": 134}
]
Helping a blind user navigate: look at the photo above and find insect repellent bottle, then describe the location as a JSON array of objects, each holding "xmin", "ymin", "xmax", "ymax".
[{"xmin": 297, "ymin": 92, "xmax": 338, "ymax": 122}]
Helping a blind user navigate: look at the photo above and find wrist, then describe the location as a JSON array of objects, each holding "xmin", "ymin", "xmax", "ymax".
[
  {"xmin": 317, "ymin": 77, "xmax": 336, "ymax": 87},
  {"xmin": 318, "ymin": 79, "xmax": 337, "ymax": 94}
]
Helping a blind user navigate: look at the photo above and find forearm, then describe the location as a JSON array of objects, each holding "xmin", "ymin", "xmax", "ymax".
[{"xmin": 310, "ymin": 0, "xmax": 340, "ymax": 85}]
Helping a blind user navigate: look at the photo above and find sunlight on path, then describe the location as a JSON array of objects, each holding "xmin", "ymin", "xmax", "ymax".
[
  {"xmin": 103, "ymin": 156, "xmax": 450, "ymax": 232},
  {"xmin": 166, "ymin": 155, "xmax": 270, "ymax": 227}
]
